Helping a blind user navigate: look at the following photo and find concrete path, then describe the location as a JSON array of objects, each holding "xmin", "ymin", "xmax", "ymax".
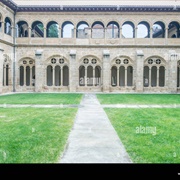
[{"xmin": 59, "ymin": 94, "xmax": 132, "ymax": 163}]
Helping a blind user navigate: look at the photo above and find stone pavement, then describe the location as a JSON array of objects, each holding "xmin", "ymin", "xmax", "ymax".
[{"xmin": 59, "ymin": 94, "xmax": 132, "ymax": 163}]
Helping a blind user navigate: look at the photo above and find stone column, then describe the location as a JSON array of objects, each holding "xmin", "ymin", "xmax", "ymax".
[
  {"xmin": 30, "ymin": 67, "xmax": 32, "ymax": 86},
  {"xmin": 61, "ymin": 67, "xmax": 63, "ymax": 86},
  {"xmin": 44, "ymin": 28, "xmax": 46, "ymax": 38},
  {"xmin": 165, "ymin": 27, "xmax": 168, "ymax": 39},
  {"xmin": 104, "ymin": 28, "xmax": 107, "ymax": 39},
  {"xmin": 150, "ymin": 27, "xmax": 153, "ymax": 39},
  {"xmin": 136, "ymin": 50, "xmax": 144, "ymax": 92},
  {"xmin": 149, "ymin": 67, "xmax": 151, "ymax": 87},
  {"xmin": 24, "ymin": 66, "xmax": 26, "ymax": 86},
  {"xmin": 102, "ymin": 50, "xmax": 110, "ymax": 92},
  {"xmin": 125, "ymin": 68, "xmax": 127, "ymax": 87},
  {"xmin": 69, "ymin": 50, "xmax": 77, "ymax": 92},
  {"xmin": 73, "ymin": 28, "xmax": 76, "ymax": 39},
  {"xmin": 117, "ymin": 67, "xmax": 119, "ymax": 86},
  {"xmin": 0, "ymin": 48, "xmax": 4, "ymax": 93},
  {"xmin": 168, "ymin": 50, "xmax": 178, "ymax": 93},
  {"xmin": 53, "ymin": 66, "xmax": 55, "ymax": 86},
  {"xmin": 85, "ymin": 67, "xmax": 87, "ymax": 86},
  {"xmin": 134, "ymin": 27, "xmax": 138, "ymax": 38},
  {"xmin": 93, "ymin": 67, "xmax": 95, "ymax": 86},
  {"xmin": 119, "ymin": 27, "xmax": 122, "ymax": 38},
  {"xmin": 157, "ymin": 67, "xmax": 159, "ymax": 87},
  {"xmin": 35, "ymin": 49, "xmax": 44, "ymax": 92},
  {"xmin": 59, "ymin": 28, "xmax": 62, "ymax": 39}
]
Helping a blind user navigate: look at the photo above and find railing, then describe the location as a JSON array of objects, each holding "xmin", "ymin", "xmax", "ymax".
[{"xmin": 1, "ymin": 35, "xmax": 180, "ymax": 46}]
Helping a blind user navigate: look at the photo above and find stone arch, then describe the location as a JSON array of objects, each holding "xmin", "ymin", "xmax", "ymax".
[
  {"xmin": 111, "ymin": 56, "xmax": 134, "ymax": 87},
  {"xmin": 137, "ymin": 21, "xmax": 150, "ymax": 38},
  {"xmin": 45, "ymin": 55, "xmax": 69, "ymax": 86},
  {"xmin": 31, "ymin": 20, "xmax": 44, "ymax": 37},
  {"xmin": 3, "ymin": 54, "xmax": 12, "ymax": 86},
  {"xmin": 16, "ymin": 20, "xmax": 29, "ymax": 37},
  {"xmin": 4, "ymin": 17, "xmax": 12, "ymax": 35},
  {"xmin": 152, "ymin": 21, "xmax": 165, "ymax": 38},
  {"xmin": 18, "ymin": 57, "xmax": 35, "ymax": 86},
  {"xmin": 76, "ymin": 21, "xmax": 89, "ymax": 38},
  {"xmin": 144, "ymin": 56, "xmax": 166, "ymax": 87},
  {"xmin": 122, "ymin": 21, "xmax": 135, "ymax": 38},
  {"xmin": 168, "ymin": 21, "xmax": 180, "ymax": 38},
  {"xmin": 61, "ymin": 21, "xmax": 74, "ymax": 38},
  {"xmin": 106, "ymin": 21, "xmax": 120, "ymax": 38},
  {"xmin": 79, "ymin": 55, "xmax": 102, "ymax": 86},
  {"xmin": 46, "ymin": 21, "xmax": 59, "ymax": 38},
  {"xmin": 91, "ymin": 21, "xmax": 105, "ymax": 39}
]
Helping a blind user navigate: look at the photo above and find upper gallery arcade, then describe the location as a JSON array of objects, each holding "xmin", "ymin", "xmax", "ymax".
[{"xmin": 0, "ymin": 0, "xmax": 180, "ymax": 93}]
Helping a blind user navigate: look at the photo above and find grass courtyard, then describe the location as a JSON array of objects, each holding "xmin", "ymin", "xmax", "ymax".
[
  {"xmin": 97, "ymin": 94, "xmax": 180, "ymax": 105},
  {"xmin": 104, "ymin": 108, "xmax": 180, "ymax": 163},
  {"xmin": 0, "ymin": 93, "xmax": 179, "ymax": 163},
  {"xmin": 0, "ymin": 93, "xmax": 82, "ymax": 105},
  {"xmin": 0, "ymin": 93, "xmax": 82, "ymax": 163},
  {"xmin": 0, "ymin": 108, "xmax": 78, "ymax": 163}
]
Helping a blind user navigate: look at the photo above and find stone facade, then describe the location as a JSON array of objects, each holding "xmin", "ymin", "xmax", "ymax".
[{"xmin": 0, "ymin": 1, "xmax": 180, "ymax": 94}]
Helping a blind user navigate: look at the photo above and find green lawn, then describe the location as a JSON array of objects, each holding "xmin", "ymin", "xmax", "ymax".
[
  {"xmin": 0, "ymin": 108, "xmax": 77, "ymax": 163},
  {"xmin": 104, "ymin": 108, "xmax": 180, "ymax": 163},
  {"xmin": 0, "ymin": 93, "xmax": 82, "ymax": 104},
  {"xmin": 97, "ymin": 94, "xmax": 180, "ymax": 105}
]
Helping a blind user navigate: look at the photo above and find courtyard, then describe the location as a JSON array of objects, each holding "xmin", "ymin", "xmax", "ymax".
[{"xmin": 0, "ymin": 93, "xmax": 179, "ymax": 163}]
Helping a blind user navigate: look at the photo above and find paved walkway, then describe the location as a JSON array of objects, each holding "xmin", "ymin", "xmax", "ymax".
[{"xmin": 59, "ymin": 94, "xmax": 132, "ymax": 163}]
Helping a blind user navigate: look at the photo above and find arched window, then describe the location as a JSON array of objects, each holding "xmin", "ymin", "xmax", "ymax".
[
  {"xmin": 95, "ymin": 66, "xmax": 101, "ymax": 86},
  {"xmin": 127, "ymin": 66, "xmax": 133, "ymax": 86},
  {"xmin": 92, "ymin": 21, "xmax": 104, "ymax": 39},
  {"xmin": 119, "ymin": 66, "xmax": 125, "ymax": 86},
  {"xmin": 144, "ymin": 57, "xmax": 166, "ymax": 87},
  {"xmin": 79, "ymin": 56, "xmax": 102, "ymax": 87},
  {"xmin": 16, "ymin": 21, "xmax": 28, "ymax": 37},
  {"xmin": 77, "ymin": 21, "xmax": 89, "ymax": 38},
  {"xmin": 20, "ymin": 66, "xmax": 24, "ymax": 86},
  {"xmin": 79, "ymin": 66, "xmax": 85, "ymax": 86},
  {"xmin": 122, "ymin": 21, "xmax": 135, "ymax": 38},
  {"xmin": 137, "ymin": 21, "xmax": 150, "ymax": 38},
  {"xmin": 143, "ymin": 66, "xmax": 149, "ymax": 87},
  {"xmin": 46, "ymin": 56, "xmax": 69, "ymax": 87},
  {"xmin": 63, "ymin": 66, "xmax": 69, "ymax": 86},
  {"xmin": 107, "ymin": 21, "xmax": 119, "ymax": 39},
  {"xmin": 111, "ymin": 66, "xmax": 117, "ymax": 86},
  {"xmin": 159, "ymin": 66, "xmax": 165, "ymax": 87},
  {"xmin": 61, "ymin": 21, "xmax": 74, "ymax": 38},
  {"xmin": 3, "ymin": 56, "xmax": 11, "ymax": 86},
  {"xmin": 168, "ymin": 21, "xmax": 180, "ymax": 38},
  {"xmin": 19, "ymin": 59, "xmax": 35, "ymax": 86},
  {"xmin": 55, "ymin": 66, "xmax": 61, "ymax": 86},
  {"xmin": 47, "ymin": 21, "xmax": 59, "ymax": 38},
  {"xmin": 111, "ymin": 57, "xmax": 133, "ymax": 87},
  {"xmin": 4, "ymin": 17, "xmax": 11, "ymax": 35},
  {"xmin": 151, "ymin": 66, "xmax": 157, "ymax": 87},
  {"xmin": 31, "ymin": 21, "xmax": 44, "ymax": 37},
  {"xmin": 47, "ymin": 65, "xmax": 53, "ymax": 86},
  {"xmin": 87, "ymin": 66, "xmax": 93, "ymax": 86},
  {"xmin": 153, "ymin": 21, "xmax": 165, "ymax": 38}
]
